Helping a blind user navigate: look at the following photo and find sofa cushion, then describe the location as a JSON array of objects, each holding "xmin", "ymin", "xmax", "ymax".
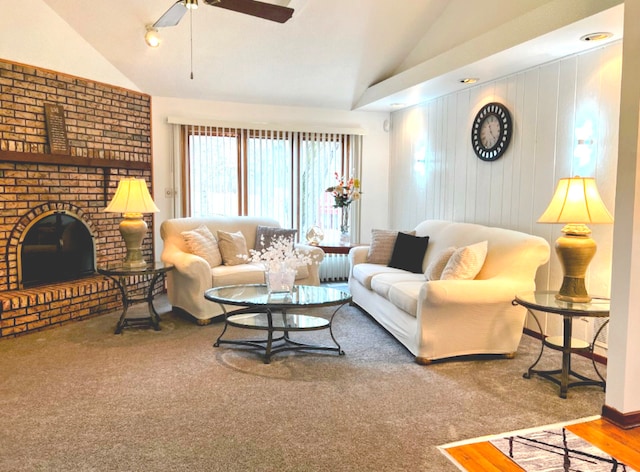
[
  {"xmin": 211, "ymin": 263, "xmax": 266, "ymax": 286},
  {"xmin": 181, "ymin": 225, "xmax": 223, "ymax": 268},
  {"xmin": 255, "ymin": 226, "xmax": 298, "ymax": 250},
  {"xmin": 217, "ymin": 230, "xmax": 250, "ymax": 266},
  {"xmin": 441, "ymin": 240, "xmax": 488, "ymax": 280},
  {"xmin": 387, "ymin": 281, "xmax": 423, "ymax": 317},
  {"xmin": 352, "ymin": 263, "xmax": 404, "ymax": 289},
  {"xmin": 371, "ymin": 272, "xmax": 425, "ymax": 299},
  {"xmin": 366, "ymin": 229, "xmax": 415, "ymax": 265},
  {"xmin": 424, "ymin": 246, "xmax": 456, "ymax": 281},
  {"xmin": 388, "ymin": 233, "xmax": 429, "ymax": 273}
]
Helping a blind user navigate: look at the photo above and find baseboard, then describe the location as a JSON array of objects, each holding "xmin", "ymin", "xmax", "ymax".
[
  {"xmin": 602, "ymin": 404, "xmax": 640, "ymax": 429},
  {"xmin": 523, "ymin": 328, "xmax": 607, "ymax": 365}
]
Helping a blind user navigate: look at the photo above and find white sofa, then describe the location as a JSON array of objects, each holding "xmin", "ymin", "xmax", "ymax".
[
  {"xmin": 348, "ymin": 220, "xmax": 550, "ymax": 364},
  {"xmin": 160, "ymin": 216, "xmax": 325, "ymax": 323}
]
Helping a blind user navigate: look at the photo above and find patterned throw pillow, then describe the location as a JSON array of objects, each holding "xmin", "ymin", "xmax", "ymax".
[
  {"xmin": 217, "ymin": 230, "xmax": 250, "ymax": 266},
  {"xmin": 181, "ymin": 225, "xmax": 222, "ymax": 268},
  {"xmin": 367, "ymin": 229, "xmax": 416, "ymax": 265},
  {"xmin": 441, "ymin": 241, "xmax": 488, "ymax": 280},
  {"xmin": 424, "ymin": 246, "xmax": 457, "ymax": 281},
  {"xmin": 255, "ymin": 226, "xmax": 298, "ymax": 251}
]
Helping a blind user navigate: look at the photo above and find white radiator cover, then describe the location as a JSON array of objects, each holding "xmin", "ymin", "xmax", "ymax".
[{"xmin": 319, "ymin": 253, "xmax": 350, "ymax": 281}]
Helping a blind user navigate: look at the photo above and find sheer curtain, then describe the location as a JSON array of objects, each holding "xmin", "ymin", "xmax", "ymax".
[{"xmin": 177, "ymin": 123, "xmax": 362, "ymax": 241}]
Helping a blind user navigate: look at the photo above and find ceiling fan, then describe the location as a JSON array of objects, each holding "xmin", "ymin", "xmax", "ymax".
[{"xmin": 153, "ymin": 0, "xmax": 294, "ymax": 28}]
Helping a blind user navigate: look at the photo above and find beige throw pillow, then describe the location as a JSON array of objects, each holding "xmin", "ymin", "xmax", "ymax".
[
  {"xmin": 217, "ymin": 230, "xmax": 250, "ymax": 266},
  {"xmin": 367, "ymin": 229, "xmax": 415, "ymax": 265},
  {"xmin": 424, "ymin": 246, "xmax": 456, "ymax": 281},
  {"xmin": 441, "ymin": 241, "xmax": 488, "ymax": 280},
  {"xmin": 181, "ymin": 225, "xmax": 222, "ymax": 268}
]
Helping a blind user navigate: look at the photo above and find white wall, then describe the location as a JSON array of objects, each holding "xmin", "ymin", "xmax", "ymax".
[
  {"xmin": 0, "ymin": 0, "xmax": 138, "ymax": 91},
  {"xmin": 150, "ymin": 97, "xmax": 391, "ymax": 252},
  {"xmin": 389, "ymin": 41, "xmax": 622, "ymax": 347}
]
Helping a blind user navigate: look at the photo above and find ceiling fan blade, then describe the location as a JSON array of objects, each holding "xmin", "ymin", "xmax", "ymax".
[
  {"xmin": 153, "ymin": 1, "xmax": 188, "ymax": 28},
  {"xmin": 204, "ymin": 0, "xmax": 294, "ymax": 23}
]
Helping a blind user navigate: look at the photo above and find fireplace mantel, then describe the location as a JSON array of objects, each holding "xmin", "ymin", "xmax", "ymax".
[{"xmin": 0, "ymin": 150, "xmax": 151, "ymax": 171}]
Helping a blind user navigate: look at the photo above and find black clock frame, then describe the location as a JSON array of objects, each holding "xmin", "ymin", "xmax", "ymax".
[{"xmin": 471, "ymin": 102, "xmax": 512, "ymax": 161}]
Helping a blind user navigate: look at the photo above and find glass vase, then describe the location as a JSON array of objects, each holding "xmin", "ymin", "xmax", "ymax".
[
  {"xmin": 340, "ymin": 206, "xmax": 350, "ymax": 244},
  {"xmin": 265, "ymin": 265, "xmax": 296, "ymax": 293}
]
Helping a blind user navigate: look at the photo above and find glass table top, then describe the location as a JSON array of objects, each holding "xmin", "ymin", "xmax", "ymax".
[
  {"xmin": 204, "ymin": 284, "xmax": 351, "ymax": 308},
  {"xmin": 97, "ymin": 261, "xmax": 173, "ymax": 275},
  {"xmin": 515, "ymin": 291, "xmax": 610, "ymax": 316}
]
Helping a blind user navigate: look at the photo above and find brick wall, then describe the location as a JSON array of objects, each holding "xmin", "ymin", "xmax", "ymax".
[{"xmin": 0, "ymin": 59, "xmax": 155, "ymax": 338}]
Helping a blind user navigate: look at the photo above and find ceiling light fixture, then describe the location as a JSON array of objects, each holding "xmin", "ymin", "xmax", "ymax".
[
  {"xmin": 460, "ymin": 78, "xmax": 479, "ymax": 84},
  {"xmin": 144, "ymin": 26, "xmax": 160, "ymax": 48},
  {"xmin": 185, "ymin": 0, "xmax": 198, "ymax": 9},
  {"xmin": 580, "ymin": 32, "xmax": 613, "ymax": 42}
]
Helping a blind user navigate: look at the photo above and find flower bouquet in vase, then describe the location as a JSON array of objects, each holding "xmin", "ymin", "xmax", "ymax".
[
  {"xmin": 245, "ymin": 235, "xmax": 315, "ymax": 293},
  {"xmin": 325, "ymin": 173, "xmax": 361, "ymax": 244}
]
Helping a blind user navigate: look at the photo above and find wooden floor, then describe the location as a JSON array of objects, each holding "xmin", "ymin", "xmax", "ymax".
[{"xmin": 445, "ymin": 418, "xmax": 640, "ymax": 471}]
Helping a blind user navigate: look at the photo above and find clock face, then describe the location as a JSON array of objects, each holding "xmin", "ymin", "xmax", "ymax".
[{"xmin": 471, "ymin": 102, "xmax": 512, "ymax": 161}]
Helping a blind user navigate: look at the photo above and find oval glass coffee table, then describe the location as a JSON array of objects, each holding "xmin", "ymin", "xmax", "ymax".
[{"xmin": 205, "ymin": 284, "xmax": 351, "ymax": 363}]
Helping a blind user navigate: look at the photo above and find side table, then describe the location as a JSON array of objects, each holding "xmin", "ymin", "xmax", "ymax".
[
  {"xmin": 514, "ymin": 291, "xmax": 610, "ymax": 398},
  {"xmin": 97, "ymin": 261, "xmax": 173, "ymax": 334}
]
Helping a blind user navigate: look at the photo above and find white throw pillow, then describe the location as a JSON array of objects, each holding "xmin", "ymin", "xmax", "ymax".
[
  {"xmin": 181, "ymin": 225, "xmax": 222, "ymax": 268},
  {"xmin": 217, "ymin": 230, "xmax": 250, "ymax": 266},
  {"xmin": 424, "ymin": 246, "xmax": 456, "ymax": 281},
  {"xmin": 440, "ymin": 241, "xmax": 488, "ymax": 280}
]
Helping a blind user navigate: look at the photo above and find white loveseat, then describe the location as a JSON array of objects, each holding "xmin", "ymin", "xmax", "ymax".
[
  {"xmin": 160, "ymin": 216, "xmax": 324, "ymax": 323},
  {"xmin": 348, "ymin": 220, "xmax": 550, "ymax": 364}
]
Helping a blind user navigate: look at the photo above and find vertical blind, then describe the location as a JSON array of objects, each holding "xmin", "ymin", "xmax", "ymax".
[{"xmin": 181, "ymin": 124, "xmax": 362, "ymax": 240}]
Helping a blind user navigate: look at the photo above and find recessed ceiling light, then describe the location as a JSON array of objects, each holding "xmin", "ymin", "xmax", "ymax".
[
  {"xmin": 390, "ymin": 103, "xmax": 405, "ymax": 108},
  {"xmin": 580, "ymin": 32, "xmax": 613, "ymax": 42},
  {"xmin": 460, "ymin": 78, "xmax": 479, "ymax": 84}
]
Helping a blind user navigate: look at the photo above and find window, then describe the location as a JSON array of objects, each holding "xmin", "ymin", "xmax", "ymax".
[{"xmin": 180, "ymin": 125, "xmax": 362, "ymax": 240}]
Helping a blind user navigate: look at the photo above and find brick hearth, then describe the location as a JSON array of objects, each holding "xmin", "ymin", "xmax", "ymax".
[{"xmin": 0, "ymin": 59, "xmax": 155, "ymax": 338}]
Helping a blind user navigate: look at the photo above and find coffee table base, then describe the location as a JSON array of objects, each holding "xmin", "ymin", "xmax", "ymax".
[{"xmin": 214, "ymin": 308, "xmax": 346, "ymax": 364}]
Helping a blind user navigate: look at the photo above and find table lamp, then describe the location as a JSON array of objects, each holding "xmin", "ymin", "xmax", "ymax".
[
  {"xmin": 103, "ymin": 177, "xmax": 159, "ymax": 268},
  {"xmin": 537, "ymin": 176, "xmax": 613, "ymax": 303}
]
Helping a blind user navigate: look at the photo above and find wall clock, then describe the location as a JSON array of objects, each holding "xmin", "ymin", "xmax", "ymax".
[{"xmin": 471, "ymin": 102, "xmax": 512, "ymax": 161}]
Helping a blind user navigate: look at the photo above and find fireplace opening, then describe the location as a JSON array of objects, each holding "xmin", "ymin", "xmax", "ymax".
[{"xmin": 19, "ymin": 211, "xmax": 96, "ymax": 288}]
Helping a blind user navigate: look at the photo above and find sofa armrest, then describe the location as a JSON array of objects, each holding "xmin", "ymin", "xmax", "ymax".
[
  {"xmin": 293, "ymin": 244, "xmax": 325, "ymax": 286},
  {"xmin": 421, "ymin": 278, "xmax": 534, "ymax": 307},
  {"xmin": 348, "ymin": 245, "xmax": 369, "ymax": 266},
  {"xmin": 161, "ymin": 247, "xmax": 211, "ymax": 292}
]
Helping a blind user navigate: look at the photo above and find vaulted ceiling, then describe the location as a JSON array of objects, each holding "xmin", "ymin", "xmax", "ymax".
[{"xmin": 41, "ymin": 0, "xmax": 623, "ymax": 112}]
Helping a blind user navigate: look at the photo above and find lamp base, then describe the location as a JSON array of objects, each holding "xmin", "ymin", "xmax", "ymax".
[
  {"xmin": 119, "ymin": 214, "xmax": 148, "ymax": 269},
  {"xmin": 554, "ymin": 231, "xmax": 596, "ymax": 303}
]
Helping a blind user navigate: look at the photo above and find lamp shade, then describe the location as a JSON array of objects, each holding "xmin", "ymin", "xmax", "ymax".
[
  {"xmin": 103, "ymin": 178, "xmax": 159, "ymax": 214},
  {"xmin": 537, "ymin": 177, "xmax": 613, "ymax": 224}
]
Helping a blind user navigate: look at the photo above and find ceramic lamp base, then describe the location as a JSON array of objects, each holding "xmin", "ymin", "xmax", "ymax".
[
  {"xmin": 554, "ymin": 232, "xmax": 597, "ymax": 303},
  {"xmin": 119, "ymin": 213, "xmax": 148, "ymax": 269}
]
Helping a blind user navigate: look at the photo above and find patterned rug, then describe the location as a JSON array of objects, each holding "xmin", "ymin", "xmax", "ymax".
[{"xmin": 440, "ymin": 416, "xmax": 636, "ymax": 472}]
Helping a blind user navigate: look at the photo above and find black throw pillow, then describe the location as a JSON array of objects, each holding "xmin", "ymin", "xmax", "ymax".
[{"xmin": 388, "ymin": 232, "xmax": 430, "ymax": 273}]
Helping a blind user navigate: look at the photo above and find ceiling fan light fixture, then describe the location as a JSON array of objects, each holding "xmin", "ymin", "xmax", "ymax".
[
  {"xmin": 144, "ymin": 26, "xmax": 160, "ymax": 48},
  {"xmin": 185, "ymin": 0, "xmax": 198, "ymax": 10}
]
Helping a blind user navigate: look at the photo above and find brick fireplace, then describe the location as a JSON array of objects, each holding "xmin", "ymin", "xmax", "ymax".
[{"xmin": 0, "ymin": 59, "xmax": 155, "ymax": 338}]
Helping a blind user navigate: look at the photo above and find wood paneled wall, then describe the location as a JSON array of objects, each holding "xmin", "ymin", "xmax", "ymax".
[{"xmin": 388, "ymin": 42, "xmax": 622, "ymax": 349}]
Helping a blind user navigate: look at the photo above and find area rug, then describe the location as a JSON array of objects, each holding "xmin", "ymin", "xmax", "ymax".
[{"xmin": 439, "ymin": 416, "xmax": 636, "ymax": 472}]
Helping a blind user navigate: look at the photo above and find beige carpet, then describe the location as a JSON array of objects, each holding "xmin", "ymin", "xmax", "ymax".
[{"xmin": 0, "ymin": 295, "xmax": 607, "ymax": 471}]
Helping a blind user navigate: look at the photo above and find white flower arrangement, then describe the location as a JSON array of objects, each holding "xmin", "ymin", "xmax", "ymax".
[{"xmin": 245, "ymin": 235, "xmax": 316, "ymax": 272}]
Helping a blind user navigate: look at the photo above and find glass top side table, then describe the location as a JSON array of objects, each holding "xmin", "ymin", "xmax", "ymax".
[
  {"xmin": 97, "ymin": 261, "xmax": 173, "ymax": 334},
  {"xmin": 514, "ymin": 291, "xmax": 610, "ymax": 398}
]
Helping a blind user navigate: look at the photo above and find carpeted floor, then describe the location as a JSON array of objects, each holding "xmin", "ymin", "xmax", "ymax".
[{"xmin": 0, "ymin": 295, "xmax": 607, "ymax": 471}]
